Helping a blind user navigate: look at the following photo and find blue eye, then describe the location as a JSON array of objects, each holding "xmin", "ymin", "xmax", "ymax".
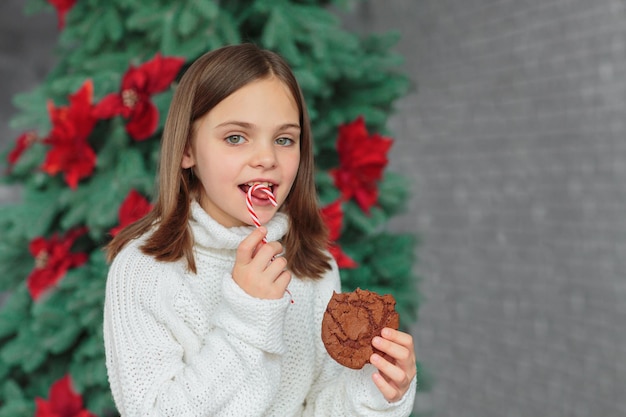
[
  {"xmin": 225, "ymin": 135, "xmax": 246, "ymax": 145},
  {"xmin": 275, "ymin": 137, "xmax": 294, "ymax": 146}
]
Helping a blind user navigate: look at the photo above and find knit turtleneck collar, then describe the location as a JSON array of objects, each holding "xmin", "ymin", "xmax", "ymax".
[{"xmin": 189, "ymin": 200, "xmax": 289, "ymax": 251}]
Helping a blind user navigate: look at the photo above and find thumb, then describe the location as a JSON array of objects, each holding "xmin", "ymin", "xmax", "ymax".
[{"xmin": 236, "ymin": 226, "xmax": 267, "ymax": 264}]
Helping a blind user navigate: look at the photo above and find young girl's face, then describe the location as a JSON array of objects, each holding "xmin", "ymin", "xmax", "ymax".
[{"xmin": 182, "ymin": 77, "xmax": 301, "ymax": 228}]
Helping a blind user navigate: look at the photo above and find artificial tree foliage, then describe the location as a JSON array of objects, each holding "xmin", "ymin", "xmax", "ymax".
[{"xmin": 0, "ymin": 0, "xmax": 425, "ymax": 415}]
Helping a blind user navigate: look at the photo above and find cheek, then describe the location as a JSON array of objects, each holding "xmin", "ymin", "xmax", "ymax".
[
  {"xmin": 281, "ymin": 156, "xmax": 301, "ymax": 197},
  {"xmin": 288, "ymin": 162, "xmax": 300, "ymax": 184},
  {"xmin": 288, "ymin": 154, "xmax": 301, "ymax": 183},
  {"xmin": 194, "ymin": 154, "xmax": 225, "ymax": 190}
]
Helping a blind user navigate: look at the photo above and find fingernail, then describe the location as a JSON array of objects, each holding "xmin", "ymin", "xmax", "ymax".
[
  {"xmin": 373, "ymin": 336, "xmax": 382, "ymax": 346},
  {"xmin": 381, "ymin": 328, "xmax": 391, "ymax": 338}
]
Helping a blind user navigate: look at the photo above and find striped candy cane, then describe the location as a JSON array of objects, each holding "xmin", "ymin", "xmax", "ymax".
[
  {"xmin": 247, "ymin": 183, "xmax": 277, "ymax": 243},
  {"xmin": 246, "ymin": 183, "xmax": 293, "ymax": 303}
]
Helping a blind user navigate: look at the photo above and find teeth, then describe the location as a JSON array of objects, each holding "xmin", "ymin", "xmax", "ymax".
[{"xmin": 246, "ymin": 182, "xmax": 274, "ymax": 188}]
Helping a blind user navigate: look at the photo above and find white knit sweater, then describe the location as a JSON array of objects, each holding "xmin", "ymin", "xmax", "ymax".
[{"xmin": 103, "ymin": 201, "xmax": 416, "ymax": 416}]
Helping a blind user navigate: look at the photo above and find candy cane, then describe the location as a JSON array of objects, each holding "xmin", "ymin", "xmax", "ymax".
[
  {"xmin": 246, "ymin": 183, "xmax": 293, "ymax": 303},
  {"xmin": 247, "ymin": 184, "xmax": 277, "ymax": 243}
]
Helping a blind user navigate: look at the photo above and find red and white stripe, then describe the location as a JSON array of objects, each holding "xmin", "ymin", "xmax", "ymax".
[
  {"xmin": 245, "ymin": 184, "xmax": 294, "ymax": 304},
  {"xmin": 247, "ymin": 183, "xmax": 277, "ymax": 243}
]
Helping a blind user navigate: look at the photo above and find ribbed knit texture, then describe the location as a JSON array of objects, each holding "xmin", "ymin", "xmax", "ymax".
[{"xmin": 103, "ymin": 201, "xmax": 416, "ymax": 416}]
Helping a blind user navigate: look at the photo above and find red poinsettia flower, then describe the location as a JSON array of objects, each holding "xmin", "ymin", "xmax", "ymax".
[
  {"xmin": 27, "ymin": 227, "xmax": 88, "ymax": 301},
  {"xmin": 321, "ymin": 200, "xmax": 357, "ymax": 269},
  {"xmin": 330, "ymin": 116, "xmax": 393, "ymax": 214},
  {"xmin": 35, "ymin": 374, "xmax": 96, "ymax": 417},
  {"xmin": 41, "ymin": 80, "xmax": 97, "ymax": 189},
  {"xmin": 7, "ymin": 131, "xmax": 38, "ymax": 167},
  {"xmin": 94, "ymin": 53, "xmax": 185, "ymax": 141},
  {"xmin": 110, "ymin": 189, "xmax": 153, "ymax": 236},
  {"xmin": 47, "ymin": 0, "xmax": 77, "ymax": 30}
]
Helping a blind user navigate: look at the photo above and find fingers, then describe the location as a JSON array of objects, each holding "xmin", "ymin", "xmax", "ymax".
[
  {"xmin": 249, "ymin": 241, "xmax": 284, "ymax": 268},
  {"xmin": 371, "ymin": 368, "xmax": 405, "ymax": 403},
  {"xmin": 370, "ymin": 351, "xmax": 412, "ymax": 402},
  {"xmin": 264, "ymin": 254, "xmax": 288, "ymax": 278},
  {"xmin": 236, "ymin": 227, "xmax": 268, "ymax": 264},
  {"xmin": 369, "ymin": 328, "xmax": 417, "ymax": 402},
  {"xmin": 374, "ymin": 328, "xmax": 415, "ymax": 370},
  {"xmin": 233, "ymin": 228, "xmax": 290, "ymax": 300},
  {"xmin": 272, "ymin": 269, "xmax": 292, "ymax": 292},
  {"xmin": 381, "ymin": 327, "xmax": 414, "ymax": 349}
]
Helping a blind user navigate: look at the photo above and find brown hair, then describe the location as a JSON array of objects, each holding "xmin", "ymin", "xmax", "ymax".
[{"xmin": 106, "ymin": 44, "xmax": 331, "ymax": 279}]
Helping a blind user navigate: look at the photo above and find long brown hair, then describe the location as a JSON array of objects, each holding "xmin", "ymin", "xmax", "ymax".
[{"xmin": 106, "ymin": 44, "xmax": 331, "ymax": 279}]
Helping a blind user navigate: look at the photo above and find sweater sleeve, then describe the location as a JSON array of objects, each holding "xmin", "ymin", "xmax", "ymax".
[
  {"xmin": 103, "ymin": 242, "xmax": 291, "ymax": 417},
  {"xmin": 302, "ymin": 261, "xmax": 417, "ymax": 417}
]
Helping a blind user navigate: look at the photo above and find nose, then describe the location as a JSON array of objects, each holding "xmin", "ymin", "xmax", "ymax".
[{"xmin": 250, "ymin": 140, "xmax": 277, "ymax": 169}]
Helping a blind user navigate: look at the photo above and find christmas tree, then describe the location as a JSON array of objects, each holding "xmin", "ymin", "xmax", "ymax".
[{"xmin": 0, "ymin": 0, "xmax": 424, "ymax": 415}]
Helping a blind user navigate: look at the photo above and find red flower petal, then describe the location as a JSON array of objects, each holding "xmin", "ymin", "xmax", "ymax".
[
  {"xmin": 131, "ymin": 53, "xmax": 186, "ymax": 94},
  {"xmin": 328, "ymin": 244, "xmax": 358, "ymax": 269},
  {"xmin": 320, "ymin": 200, "xmax": 343, "ymax": 241},
  {"xmin": 35, "ymin": 375, "xmax": 96, "ymax": 417},
  {"xmin": 96, "ymin": 54, "xmax": 184, "ymax": 141},
  {"xmin": 27, "ymin": 228, "xmax": 88, "ymax": 300},
  {"xmin": 321, "ymin": 200, "xmax": 357, "ymax": 269},
  {"xmin": 125, "ymin": 100, "xmax": 159, "ymax": 141},
  {"xmin": 29, "ymin": 236, "xmax": 49, "ymax": 259},
  {"xmin": 7, "ymin": 131, "xmax": 38, "ymax": 166},
  {"xmin": 331, "ymin": 116, "xmax": 393, "ymax": 213},
  {"xmin": 110, "ymin": 189, "xmax": 152, "ymax": 236},
  {"xmin": 47, "ymin": 0, "xmax": 77, "ymax": 29},
  {"xmin": 67, "ymin": 82, "xmax": 95, "ymax": 134},
  {"xmin": 43, "ymin": 140, "xmax": 97, "ymax": 190},
  {"xmin": 42, "ymin": 81, "xmax": 97, "ymax": 189},
  {"xmin": 92, "ymin": 93, "xmax": 126, "ymax": 119},
  {"xmin": 34, "ymin": 398, "xmax": 54, "ymax": 417},
  {"xmin": 121, "ymin": 65, "xmax": 150, "ymax": 93}
]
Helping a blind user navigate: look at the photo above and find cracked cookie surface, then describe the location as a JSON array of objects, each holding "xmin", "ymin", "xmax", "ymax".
[{"xmin": 321, "ymin": 288, "xmax": 399, "ymax": 369}]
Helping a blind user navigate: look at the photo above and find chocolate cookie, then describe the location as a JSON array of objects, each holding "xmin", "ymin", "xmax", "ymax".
[{"xmin": 321, "ymin": 288, "xmax": 399, "ymax": 369}]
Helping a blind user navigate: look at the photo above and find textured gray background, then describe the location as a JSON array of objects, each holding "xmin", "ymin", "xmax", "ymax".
[
  {"xmin": 2, "ymin": 1, "xmax": 626, "ymax": 416},
  {"xmin": 0, "ymin": 0, "xmax": 56, "ymax": 203}
]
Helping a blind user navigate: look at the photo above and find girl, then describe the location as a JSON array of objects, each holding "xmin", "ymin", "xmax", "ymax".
[{"xmin": 104, "ymin": 43, "xmax": 416, "ymax": 416}]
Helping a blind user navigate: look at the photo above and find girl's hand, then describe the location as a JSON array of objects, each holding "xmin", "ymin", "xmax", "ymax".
[
  {"xmin": 232, "ymin": 227, "xmax": 291, "ymax": 300},
  {"xmin": 369, "ymin": 327, "xmax": 417, "ymax": 403}
]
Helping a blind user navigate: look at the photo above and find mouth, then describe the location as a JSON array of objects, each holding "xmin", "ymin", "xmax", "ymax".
[{"xmin": 239, "ymin": 181, "xmax": 276, "ymax": 195}]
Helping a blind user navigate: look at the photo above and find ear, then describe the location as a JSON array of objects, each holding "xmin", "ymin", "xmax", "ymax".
[{"xmin": 181, "ymin": 145, "xmax": 195, "ymax": 169}]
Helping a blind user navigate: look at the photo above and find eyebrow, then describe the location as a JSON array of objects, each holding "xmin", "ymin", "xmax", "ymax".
[{"xmin": 215, "ymin": 121, "xmax": 301, "ymax": 131}]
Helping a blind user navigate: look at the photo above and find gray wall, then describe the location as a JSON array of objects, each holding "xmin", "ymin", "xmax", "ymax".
[
  {"xmin": 2, "ymin": 1, "xmax": 626, "ymax": 416},
  {"xmin": 348, "ymin": 0, "xmax": 626, "ymax": 417},
  {"xmin": 343, "ymin": 1, "xmax": 626, "ymax": 416},
  {"xmin": 0, "ymin": 0, "xmax": 56, "ymax": 203}
]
